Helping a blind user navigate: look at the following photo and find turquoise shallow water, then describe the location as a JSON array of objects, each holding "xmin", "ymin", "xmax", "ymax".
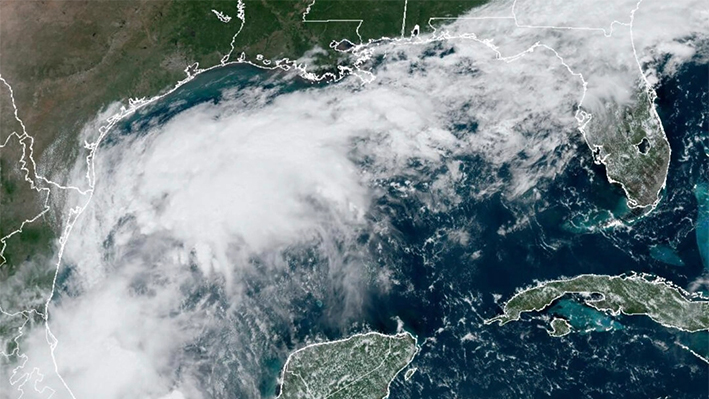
[
  {"xmin": 549, "ymin": 298, "xmax": 624, "ymax": 333},
  {"xmin": 650, "ymin": 244, "xmax": 685, "ymax": 266},
  {"xmin": 58, "ymin": 56, "xmax": 708, "ymax": 398},
  {"xmin": 364, "ymin": 59, "xmax": 709, "ymax": 399}
]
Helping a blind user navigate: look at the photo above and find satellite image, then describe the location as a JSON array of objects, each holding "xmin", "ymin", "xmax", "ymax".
[{"xmin": 0, "ymin": 0, "xmax": 707, "ymax": 398}]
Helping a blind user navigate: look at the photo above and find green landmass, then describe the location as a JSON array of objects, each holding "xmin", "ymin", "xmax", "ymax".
[
  {"xmin": 0, "ymin": 133, "xmax": 54, "ymax": 279},
  {"xmin": 486, "ymin": 274, "xmax": 709, "ymax": 333},
  {"xmin": 582, "ymin": 86, "xmax": 670, "ymax": 208},
  {"xmin": 0, "ymin": 1, "xmax": 680, "ymax": 374},
  {"xmin": 278, "ymin": 332, "xmax": 417, "ymax": 399},
  {"xmin": 548, "ymin": 318, "xmax": 572, "ymax": 337},
  {"xmin": 0, "ymin": 0, "xmax": 490, "ymax": 295},
  {"xmin": 0, "ymin": 0, "xmax": 489, "ymax": 369},
  {"xmin": 0, "ymin": 311, "xmax": 28, "ymax": 358},
  {"xmin": 0, "ymin": 0, "xmax": 490, "ymax": 175}
]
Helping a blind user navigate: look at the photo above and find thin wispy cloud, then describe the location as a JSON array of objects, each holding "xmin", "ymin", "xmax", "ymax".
[{"xmin": 5, "ymin": 1, "xmax": 706, "ymax": 398}]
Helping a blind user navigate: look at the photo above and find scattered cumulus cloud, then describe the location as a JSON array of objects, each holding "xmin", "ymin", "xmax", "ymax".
[{"xmin": 6, "ymin": 1, "xmax": 707, "ymax": 398}]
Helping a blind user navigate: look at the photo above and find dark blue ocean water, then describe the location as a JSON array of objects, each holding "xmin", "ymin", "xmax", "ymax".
[
  {"xmin": 369, "ymin": 59, "xmax": 709, "ymax": 398},
  {"xmin": 97, "ymin": 57, "xmax": 709, "ymax": 398}
]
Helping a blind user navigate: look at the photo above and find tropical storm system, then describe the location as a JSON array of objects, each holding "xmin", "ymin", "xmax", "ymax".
[{"xmin": 0, "ymin": 0, "xmax": 707, "ymax": 398}]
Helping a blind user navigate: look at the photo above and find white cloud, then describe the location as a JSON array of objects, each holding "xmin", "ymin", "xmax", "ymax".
[{"xmin": 7, "ymin": 1, "xmax": 707, "ymax": 398}]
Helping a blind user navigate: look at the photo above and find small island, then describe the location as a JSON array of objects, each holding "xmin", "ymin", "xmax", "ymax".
[
  {"xmin": 548, "ymin": 318, "xmax": 572, "ymax": 337},
  {"xmin": 485, "ymin": 273, "xmax": 709, "ymax": 333},
  {"xmin": 278, "ymin": 332, "xmax": 418, "ymax": 399}
]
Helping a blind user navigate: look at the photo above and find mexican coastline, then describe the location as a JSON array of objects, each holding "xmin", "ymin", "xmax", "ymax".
[{"xmin": 73, "ymin": 52, "xmax": 709, "ymax": 398}]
